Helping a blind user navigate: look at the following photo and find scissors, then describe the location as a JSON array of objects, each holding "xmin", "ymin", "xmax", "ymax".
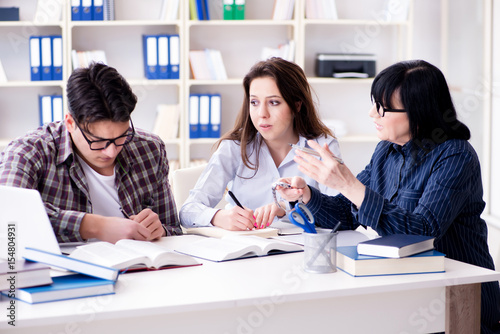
[{"xmin": 287, "ymin": 202, "xmax": 317, "ymax": 234}]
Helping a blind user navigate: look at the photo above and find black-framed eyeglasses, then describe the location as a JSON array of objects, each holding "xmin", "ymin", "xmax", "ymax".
[
  {"xmin": 374, "ymin": 101, "xmax": 406, "ymax": 117},
  {"xmin": 75, "ymin": 120, "xmax": 135, "ymax": 150}
]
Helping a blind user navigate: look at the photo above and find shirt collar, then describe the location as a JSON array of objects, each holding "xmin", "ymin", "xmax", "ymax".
[{"xmin": 386, "ymin": 139, "xmax": 431, "ymax": 164}]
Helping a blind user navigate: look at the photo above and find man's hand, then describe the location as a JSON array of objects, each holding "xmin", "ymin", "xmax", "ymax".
[
  {"xmin": 129, "ymin": 208, "xmax": 165, "ymax": 240},
  {"xmin": 80, "ymin": 214, "xmax": 152, "ymax": 244}
]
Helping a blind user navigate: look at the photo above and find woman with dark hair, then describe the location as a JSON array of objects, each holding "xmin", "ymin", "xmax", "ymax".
[
  {"xmin": 277, "ymin": 59, "xmax": 500, "ymax": 333},
  {"xmin": 180, "ymin": 57, "xmax": 341, "ymax": 230}
]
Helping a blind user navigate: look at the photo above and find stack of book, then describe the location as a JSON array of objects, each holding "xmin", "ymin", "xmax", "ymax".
[
  {"xmin": 272, "ymin": 0, "xmax": 296, "ymax": 20},
  {"xmin": 190, "ymin": 0, "xmax": 210, "ymax": 20},
  {"xmin": 71, "ymin": 50, "xmax": 108, "ymax": 70},
  {"xmin": 336, "ymin": 234, "xmax": 445, "ymax": 277},
  {"xmin": 152, "ymin": 104, "xmax": 180, "ymax": 141},
  {"xmin": 189, "ymin": 49, "xmax": 227, "ymax": 80},
  {"xmin": 159, "ymin": 0, "xmax": 180, "ymax": 21},
  {"xmin": 305, "ymin": 0, "xmax": 337, "ymax": 19},
  {"xmin": 2, "ymin": 240, "xmax": 200, "ymax": 304},
  {"xmin": 0, "ymin": 259, "xmax": 115, "ymax": 304}
]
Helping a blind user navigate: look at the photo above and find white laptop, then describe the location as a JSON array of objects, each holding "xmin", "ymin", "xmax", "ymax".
[{"xmin": 0, "ymin": 185, "xmax": 62, "ymax": 260}]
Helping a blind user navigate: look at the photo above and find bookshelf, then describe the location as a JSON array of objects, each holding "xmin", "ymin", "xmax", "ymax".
[{"xmin": 0, "ymin": 0, "xmax": 413, "ymax": 174}]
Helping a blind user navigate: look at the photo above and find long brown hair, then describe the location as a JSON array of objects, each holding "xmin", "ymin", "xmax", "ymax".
[{"xmin": 217, "ymin": 57, "xmax": 333, "ymax": 171}]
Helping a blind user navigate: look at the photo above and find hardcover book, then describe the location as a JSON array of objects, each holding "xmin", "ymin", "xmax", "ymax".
[
  {"xmin": 337, "ymin": 246, "xmax": 445, "ymax": 277},
  {"xmin": 2, "ymin": 274, "xmax": 115, "ymax": 304},
  {"xmin": 356, "ymin": 234, "xmax": 435, "ymax": 258},
  {"xmin": 23, "ymin": 247, "xmax": 120, "ymax": 281},
  {"xmin": 0, "ymin": 260, "xmax": 52, "ymax": 291}
]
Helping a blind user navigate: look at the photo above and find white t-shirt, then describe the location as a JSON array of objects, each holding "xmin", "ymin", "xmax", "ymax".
[{"xmin": 76, "ymin": 155, "xmax": 124, "ymax": 218}]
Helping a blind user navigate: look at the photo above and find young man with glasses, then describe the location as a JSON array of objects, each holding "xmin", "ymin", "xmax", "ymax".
[{"xmin": 0, "ymin": 62, "xmax": 182, "ymax": 243}]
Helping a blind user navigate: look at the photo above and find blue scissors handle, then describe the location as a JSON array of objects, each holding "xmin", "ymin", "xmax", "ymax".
[{"xmin": 287, "ymin": 203, "xmax": 317, "ymax": 234}]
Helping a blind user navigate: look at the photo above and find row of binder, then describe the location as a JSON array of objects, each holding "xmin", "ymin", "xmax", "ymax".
[
  {"xmin": 71, "ymin": 0, "xmax": 114, "ymax": 21},
  {"xmin": 39, "ymin": 95, "xmax": 64, "ymax": 126},
  {"xmin": 223, "ymin": 0, "xmax": 245, "ymax": 20},
  {"xmin": 189, "ymin": 94, "xmax": 221, "ymax": 139},
  {"xmin": 142, "ymin": 34, "xmax": 180, "ymax": 80},
  {"xmin": 30, "ymin": 35, "xmax": 63, "ymax": 81}
]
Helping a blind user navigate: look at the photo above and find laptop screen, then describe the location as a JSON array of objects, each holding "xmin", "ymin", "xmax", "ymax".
[{"xmin": 0, "ymin": 185, "xmax": 62, "ymax": 260}]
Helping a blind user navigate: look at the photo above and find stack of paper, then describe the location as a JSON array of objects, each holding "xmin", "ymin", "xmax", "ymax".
[{"xmin": 189, "ymin": 49, "xmax": 228, "ymax": 80}]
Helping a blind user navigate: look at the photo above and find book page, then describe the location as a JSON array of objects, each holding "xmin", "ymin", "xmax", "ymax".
[
  {"xmin": 222, "ymin": 235, "xmax": 302, "ymax": 254},
  {"xmin": 116, "ymin": 239, "xmax": 199, "ymax": 268},
  {"xmin": 70, "ymin": 242, "xmax": 151, "ymax": 269},
  {"xmin": 174, "ymin": 237, "xmax": 261, "ymax": 261}
]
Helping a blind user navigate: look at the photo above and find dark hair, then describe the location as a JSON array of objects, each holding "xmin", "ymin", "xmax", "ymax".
[
  {"xmin": 219, "ymin": 57, "xmax": 333, "ymax": 170},
  {"xmin": 371, "ymin": 59, "xmax": 470, "ymax": 144},
  {"xmin": 66, "ymin": 62, "xmax": 137, "ymax": 131}
]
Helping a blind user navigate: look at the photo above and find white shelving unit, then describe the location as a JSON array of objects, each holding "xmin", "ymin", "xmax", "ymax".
[{"xmin": 0, "ymin": 0, "xmax": 414, "ymax": 173}]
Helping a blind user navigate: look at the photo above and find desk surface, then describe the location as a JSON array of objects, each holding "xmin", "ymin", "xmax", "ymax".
[{"xmin": 2, "ymin": 234, "xmax": 499, "ymax": 333}]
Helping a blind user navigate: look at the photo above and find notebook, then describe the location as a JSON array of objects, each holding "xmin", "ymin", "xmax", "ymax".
[{"xmin": 0, "ymin": 186, "xmax": 62, "ymax": 260}]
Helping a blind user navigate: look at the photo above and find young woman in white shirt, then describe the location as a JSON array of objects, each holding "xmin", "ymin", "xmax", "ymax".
[{"xmin": 179, "ymin": 57, "xmax": 341, "ymax": 231}]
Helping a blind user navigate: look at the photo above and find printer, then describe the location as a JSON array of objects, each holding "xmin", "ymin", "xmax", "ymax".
[{"xmin": 315, "ymin": 53, "xmax": 376, "ymax": 78}]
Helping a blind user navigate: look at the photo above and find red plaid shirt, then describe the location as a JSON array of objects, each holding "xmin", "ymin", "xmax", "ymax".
[{"xmin": 0, "ymin": 122, "xmax": 181, "ymax": 242}]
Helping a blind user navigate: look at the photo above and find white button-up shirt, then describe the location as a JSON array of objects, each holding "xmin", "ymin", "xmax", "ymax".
[{"xmin": 179, "ymin": 134, "xmax": 342, "ymax": 227}]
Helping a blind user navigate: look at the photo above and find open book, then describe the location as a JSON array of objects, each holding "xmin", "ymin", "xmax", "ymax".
[
  {"xmin": 183, "ymin": 226, "xmax": 279, "ymax": 239},
  {"xmin": 69, "ymin": 240, "xmax": 200, "ymax": 271},
  {"xmin": 174, "ymin": 235, "xmax": 303, "ymax": 262}
]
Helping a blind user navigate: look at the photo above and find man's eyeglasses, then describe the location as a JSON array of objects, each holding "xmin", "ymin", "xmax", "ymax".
[
  {"xmin": 374, "ymin": 101, "xmax": 406, "ymax": 117},
  {"xmin": 75, "ymin": 120, "xmax": 135, "ymax": 150}
]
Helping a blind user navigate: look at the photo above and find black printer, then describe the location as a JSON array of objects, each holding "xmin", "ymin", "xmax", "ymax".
[{"xmin": 315, "ymin": 53, "xmax": 376, "ymax": 78}]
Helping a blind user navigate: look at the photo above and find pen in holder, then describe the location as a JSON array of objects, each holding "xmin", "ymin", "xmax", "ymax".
[{"xmin": 303, "ymin": 222, "xmax": 341, "ymax": 274}]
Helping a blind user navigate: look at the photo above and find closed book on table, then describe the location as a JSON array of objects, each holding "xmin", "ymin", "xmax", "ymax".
[
  {"xmin": 2, "ymin": 274, "xmax": 115, "ymax": 304},
  {"xmin": 0, "ymin": 261, "xmax": 52, "ymax": 291},
  {"xmin": 357, "ymin": 234, "xmax": 435, "ymax": 258},
  {"xmin": 337, "ymin": 246, "xmax": 445, "ymax": 277},
  {"xmin": 23, "ymin": 247, "xmax": 120, "ymax": 282}
]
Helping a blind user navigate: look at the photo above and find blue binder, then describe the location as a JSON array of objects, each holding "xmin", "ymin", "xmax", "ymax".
[
  {"xmin": 169, "ymin": 35, "xmax": 180, "ymax": 79},
  {"xmin": 93, "ymin": 0, "xmax": 104, "ymax": 20},
  {"xmin": 81, "ymin": 0, "xmax": 93, "ymax": 20},
  {"xmin": 209, "ymin": 94, "xmax": 221, "ymax": 138},
  {"xmin": 40, "ymin": 36, "xmax": 53, "ymax": 81},
  {"xmin": 142, "ymin": 35, "xmax": 159, "ymax": 80},
  {"xmin": 157, "ymin": 35, "xmax": 169, "ymax": 80},
  {"xmin": 52, "ymin": 95, "xmax": 64, "ymax": 122},
  {"xmin": 189, "ymin": 94, "xmax": 200, "ymax": 139},
  {"xmin": 51, "ymin": 36, "xmax": 63, "ymax": 81},
  {"xmin": 198, "ymin": 94, "xmax": 210, "ymax": 138},
  {"xmin": 29, "ymin": 36, "xmax": 41, "ymax": 81},
  {"xmin": 71, "ymin": 0, "xmax": 82, "ymax": 21},
  {"xmin": 39, "ymin": 95, "xmax": 53, "ymax": 126}
]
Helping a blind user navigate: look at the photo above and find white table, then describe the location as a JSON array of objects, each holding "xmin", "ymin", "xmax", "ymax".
[{"xmin": 1, "ymin": 235, "xmax": 499, "ymax": 334}]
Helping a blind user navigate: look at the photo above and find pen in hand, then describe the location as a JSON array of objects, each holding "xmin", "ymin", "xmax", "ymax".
[
  {"xmin": 289, "ymin": 143, "xmax": 344, "ymax": 164},
  {"xmin": 228, "ymin": 190, "xmax": 244, "ymax": 209}
]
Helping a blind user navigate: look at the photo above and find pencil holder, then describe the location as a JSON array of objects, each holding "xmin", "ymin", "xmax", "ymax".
[{"xmin": 303, "ymin": 230, "xmax": 338, "ymax": 274}]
